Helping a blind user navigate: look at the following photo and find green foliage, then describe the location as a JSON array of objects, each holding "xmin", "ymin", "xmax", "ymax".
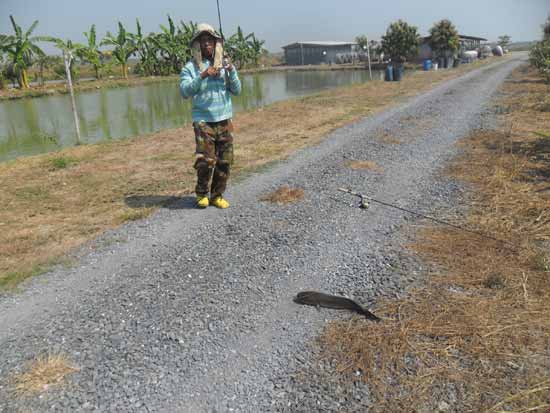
[
  {"xmin": 543, "ymin": 15, "xmax": 550, "ymax": 41},
  {"xmin": 0, "ymin": 50, "xmax": 5, "ymax": 89},
  {"xmin": 380, "ymin": 19, "xmax": 420, "ymax": 64},
  {"xmin": 34, "ymin": 54, "xmax": 60, "ymax": 85},
  {"xmin": 429, "ymin": 19, "xmax": 460, "ymax": 58},
  {"xmin": 355, "ymin": 35, "xmax": 369, "ymax": 50},
  {"xmin": 148, "ymin": 16, "xmax": 195, "ymax": 75},
  {"xmin": 529, "ymin": 40, "xmax": 550, "ymax": 84},
  {"xmin": 132, "ymin": 19, "xmax": 159, "ymax": 76},
  {"xmin": 100, "ymin": 22, "xmax": 137, "ymax": 78},
  {"xmin": 50, "ymin": 156, "xmax": 77, "ymax": 170},
  {"xmin": 78, "ymin": 25, "xmax": 103, "ymax": 79},
  {"xmin": 0, "ymin": 14, "xmax": 266, "ymax": 86},
  {"xmin": 498, "ymin": 35, "xmax": 511, "ymax": 48},
  {"xmin": 42, "ymin": 37, "xmax": 85, "ymax": 81},
  {"xmin": 225, "ymin": 26, "xmax": 265, "ymax": 69},
  {"xmin": 1, "ymin": 15, "xmax": 47, "ymax": 88}
]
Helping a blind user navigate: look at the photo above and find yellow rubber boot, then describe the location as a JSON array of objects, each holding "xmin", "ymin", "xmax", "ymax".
[
  {"xmin": 211, "ymin": 196, "xmax": 230, "ymax": 209},
  {"xmin": 196, "ymin": 196, "xmax": 209, "ymax": 209}
]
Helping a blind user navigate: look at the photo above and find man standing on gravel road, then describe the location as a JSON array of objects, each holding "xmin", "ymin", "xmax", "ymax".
[{"xmin": 180, "ymin": 23, "xmax": 242, "ymax": 209}]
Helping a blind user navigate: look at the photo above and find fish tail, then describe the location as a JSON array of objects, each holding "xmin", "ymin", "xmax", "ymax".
[{"xmin": 360, "ymin": 308, "xmax": 381, "ymax": 322}]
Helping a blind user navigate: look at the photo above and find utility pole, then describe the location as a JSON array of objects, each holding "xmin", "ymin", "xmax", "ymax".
[
  {"xmin": 367, "ymin": 44, "xmax": 372, "ymax": 81},
  {"xmin": 63, "ymin": 50, "xmax": 81, "ymax": 145},
  {"xmin": 363, "ymin": 44, "xmax": 372, "ymax": 81}
]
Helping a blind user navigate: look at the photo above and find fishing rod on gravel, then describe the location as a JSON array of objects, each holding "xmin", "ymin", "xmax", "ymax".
[{"xmin": 337, "ymin": 188, "xmax": 519, "ymax": 253}]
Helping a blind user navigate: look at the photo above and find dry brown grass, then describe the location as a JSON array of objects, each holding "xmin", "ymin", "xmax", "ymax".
[
  {"xmin": 11, "ymin": 354, "xmax": 79, "ymax": 396},
  {"xmin": 346, "ymin": 160, "xmax": 384, "ymax": 172},
  {"xmin": 0, "ymin": 56, "xmax": 505, "ymax": 288},
  {"xmin": 260, "ymin": 186, "xmax": 305, "ymax": 204},
  {"xmin": 321, "ymin": 65, "xmax": 550, "ymax": 412}
]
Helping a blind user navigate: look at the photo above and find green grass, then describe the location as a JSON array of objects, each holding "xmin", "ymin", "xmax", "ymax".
[
  {"xmin": 49, "ymin": 156, "xmax": 78, "ymax": 170},
  {"xmin": 0, "ymin": 264, "xmax": 47, "ymax": 290},
  {"xmin": 0, "ymin": 257, "xmax": 76, "ymax": 291},
  {"xmin": 16, "ymin": 186, "xmax": 50, "ymax": 200},
  {"xmin": 117, "ymin": 208, "xmax": 153, "ymax": 223}
]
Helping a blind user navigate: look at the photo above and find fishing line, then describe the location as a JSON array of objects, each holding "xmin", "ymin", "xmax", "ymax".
[{"xmin": 337, "ymin": 188, "xmax": 519, "ymax": 252}]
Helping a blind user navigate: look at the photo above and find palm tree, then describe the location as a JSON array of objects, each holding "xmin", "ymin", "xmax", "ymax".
[
  {"xmin": 1, "ymin": 15, "xmax": 47, "ymax": 89},
  {"xmin": 100, "ymin": 22, "xmax": 137, "ymax": 79},
  {"xmin": 78, "ymin": 24, "xmax": 103, "ymax": 79}
]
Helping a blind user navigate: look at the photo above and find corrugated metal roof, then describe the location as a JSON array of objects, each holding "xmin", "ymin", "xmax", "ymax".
[
  {"xmin": 458, "ymin": 34, "xmax": 488, "ymax": 41},
  {"xmin": 282, "ymin": 41, "xmax": 357, "ymax": 49},
  {"xmin": 422, "ymin": 34, "xmax": 488, "ymax": 42}
]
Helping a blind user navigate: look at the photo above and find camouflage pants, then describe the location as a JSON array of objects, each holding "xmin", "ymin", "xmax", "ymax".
[{"xmin": 193, "ymin": 119, "xmax": 234, "ymax": 198}]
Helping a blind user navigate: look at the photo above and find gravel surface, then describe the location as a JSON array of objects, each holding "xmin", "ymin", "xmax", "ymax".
[{"xmin": 0, "ymin": 54, "xmax": 526, "ymax": 412}]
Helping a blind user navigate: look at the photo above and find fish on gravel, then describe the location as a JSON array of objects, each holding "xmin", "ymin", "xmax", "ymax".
[{"xmin": 293, "ymin": 291, "xmax": 381, "ymax": 321}]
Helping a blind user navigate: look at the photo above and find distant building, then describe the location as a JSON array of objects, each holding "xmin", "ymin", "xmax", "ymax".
[
  {"xmin": 282, "ymin": 41, "xmax": 358, "ymax": 65},
  {"xmin": 418, "ymin": 34, "xmax": 488, "ymax": 60}
]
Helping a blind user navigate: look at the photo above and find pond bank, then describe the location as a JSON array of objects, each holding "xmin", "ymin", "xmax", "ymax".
[{"xmin": 0, "ymin": 61, "xmax": 418, "ymax": 102}]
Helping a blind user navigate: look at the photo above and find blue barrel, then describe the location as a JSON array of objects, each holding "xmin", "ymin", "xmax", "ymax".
[
  {"xmin": 392, "ymin": 65, "xmax": 404, "ymax": 81},
  {"xmin": 423, "ymin": 59, "xmax": 432, "ymax": 71},
  {"xmin": 385, "ymin": 64, "xmax": 394, "ymax": 81}
]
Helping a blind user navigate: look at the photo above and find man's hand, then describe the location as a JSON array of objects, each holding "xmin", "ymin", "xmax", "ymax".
[
  {"xmin": 223, "ymin": 56, "xmax": 234, "ymax": 72},
  {"xmin": 200, "ymin": 66, "xmax": 219, "ymax": 79}
]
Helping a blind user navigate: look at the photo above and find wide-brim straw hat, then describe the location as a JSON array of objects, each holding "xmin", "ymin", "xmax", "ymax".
[{"xmin": 190, "ymin": 23, "xmax": 223, "ymax": 46}]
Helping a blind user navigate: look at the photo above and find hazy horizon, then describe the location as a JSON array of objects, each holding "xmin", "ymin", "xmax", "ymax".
[{"xmin": 1, "ymin": 0, "xmax": 548, "ymax": 56}]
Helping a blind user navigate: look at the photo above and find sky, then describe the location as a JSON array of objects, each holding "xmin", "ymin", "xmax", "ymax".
[{"xmin": 1, "ymin": 0, "xmax": 548, "ymax": 55}]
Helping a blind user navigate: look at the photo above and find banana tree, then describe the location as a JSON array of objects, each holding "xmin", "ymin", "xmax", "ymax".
[
  {"xmin": 35, "ymin": 54, "xmax": 59, "ymax": 86},
  {"xmin": 2, "ymin": 15, "xmax": 47, "ymax": 89},
  {"xmin": 150, "ymin": 15, "xmax": 189, "ymax": 74},
  {"xmin": 132, "ymin": 19, "xmax": 153, "ymax": 75},
  {"xmin": 225, "ymin": 26, "xmax": 253, "ymax": 69},
  {"xmin": 179, "ymin": 20, "xmax": 197, "ymax": 62},
  {"xmin": 0, "ymin": 35, "xmax": 7, "ymax": 89},
  {"xmin": 78, "ymin": 24, "xmax": 103, "ymax": 79},
  {"xmin": 43, "ymin": 37, "xmax": 85, "ymax": 80},
  {"xmin": 247, "ymin": 34, "xmax": 265, "ymax": 66},
  {"xmin": 101, "ymin": 22, "xmax": 137, "ymax": 79}
]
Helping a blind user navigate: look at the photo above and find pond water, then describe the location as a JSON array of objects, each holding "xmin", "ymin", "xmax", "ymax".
[{"xmin": 0, "ymin": 69, "xmax": 383, "ymax": 162}]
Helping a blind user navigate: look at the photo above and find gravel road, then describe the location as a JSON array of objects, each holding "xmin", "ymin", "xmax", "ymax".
[{"xmin": 0, "ymin": 54, "xmax": 526, "ymax": 412}]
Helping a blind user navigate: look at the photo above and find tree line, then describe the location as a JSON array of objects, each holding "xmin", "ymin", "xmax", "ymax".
[
  {"xmin": 0, "ymin": 15, "xmax": 266, "ymax": 89},
  {"xmin": 356, "ymin": 18, "xmax": 518, "ymax": 66}
]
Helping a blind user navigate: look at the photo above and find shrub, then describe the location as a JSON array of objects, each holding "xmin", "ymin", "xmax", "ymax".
[
  {"xmin": 529, "ymin": 41, "xmax": 550, "ymax": 84},
  {"xmin": 429, "ymin": 19, "xmax": 460, "ymax": 58},
  {"xmin": 380, "ymin": 20, "xmax": 420, "ymax": 64}
]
